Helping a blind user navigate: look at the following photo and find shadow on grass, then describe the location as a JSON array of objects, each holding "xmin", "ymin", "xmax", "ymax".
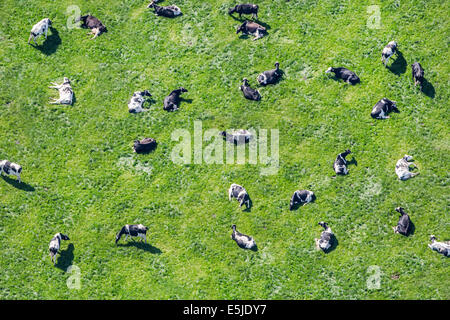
[
  {"xmin": 421, "ymin": 78, "xmax": 435, "ymax": 98},
  {"xmin": 348, "ymin": 157, "xmax": 357, "ymax": 167},
  {"xmin": 55, "ymin": 243, "xmax": 74, "ymax": 271},
  {"xmin": 117, "ymin": 241, "xmax": 162, "ymax": 254},
  {"xmin": 30, "ymin": 28, "xmax": 61, "ymax": 56},
  {"xmin": 387, "ymin": 50, "xmax": 407, "ymax": 75},
  {"xmin": 289, "ymin": 198, "xmax": 315, "ymax": 211},
  {"xmin": 1, "ymin": 175, "xmax": 35, "ymax": 191}
]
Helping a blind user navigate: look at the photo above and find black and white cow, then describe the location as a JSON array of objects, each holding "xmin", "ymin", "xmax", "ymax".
[
  {"xmin": 411, "ymin": 62, "xmax": 424, "ymax": 89},
  {"xmin": 395, "ymin": 155, "xmax": 419, "ymax": 181},
  {"xmin": 236, "ymin": 20, "xmax": 266, "ymax": 41},
  {"xmin": 115, "ymin": 224, "xmax": 149, "ymax": 244},
  {"xmin": 257, "ymin": 62, "xmax": 282, "ymax": 85},
  {"xmin": 48, "ymin": 233, "xmax": 70, "ymax": 265},
  {"xmin": 381, "ymin": 41, "xmax": 398, "ymax": 66},
  {"xmin": 228, "ymin": 4, "xmax": 259, "ymax": 19},
  {"xmin": 289, "ymin": 189, "xmax": 315, "ymax": 210},
  {"xmin": 220, "ymin": 129, "xmax": 253, "ymax": 145},
  {"xmin": 315, "ymin": 222, "xmax": 334, "ymax": 252},
  {"xmin": 228, "ymin": 183, "xmax": 251, "ymax": 209},
  {"xmin": 28, "ymin": 18, "xmax": 52, "ymax": 45},
  {"xmin": 333, "ymin": 149, "xmax": 351, "ymax": 175},
  {"xmin": 325, "ymin": 67, "xmax": 360, "ymax": 85},
  {"xmin": 49, "ymin": 77, "xmax": 73, "ymax": 105},
  {"xmin": 0, "ymin": 160, "xmax": 22, "ymax": 183},
  {"xmin": 163, "ymin": 87, "xmax": 188, "ymax": 111},
  {"xmin": 77, "ymin": 15, "xmax": 107, "ymax": 39},
  {"xmin": 231, "ymin": 224, "xmax": 256, "ymax": 250},
  {"xmin": 393, "ymin": 207, "xmax": 411, "ymax": 236},
  {"xmin": 371, "ymin": 98, "xmax": 399, "ymax": 119},
  {"xmin": 147, "ymin": 1, "xmax": 182, "ymax": 18},
  {"xmin": 240, "ymin": 78, "xmax": 261, "ymax": 101},
  {"xmin": 128, "ymin": 90, "xmax": 152, "ymax": 113},
  {"xmin": 133, "ymin": 138, "xmax": 157, "ymax": 154},
  {"xmin": 428, "ymin": 235, "xmax": 450, "ymax": 257}
]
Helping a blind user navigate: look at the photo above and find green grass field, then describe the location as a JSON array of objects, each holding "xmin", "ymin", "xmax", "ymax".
[{"xmin": 0, "ymin": 0, "xmax": 449, "ymax": 299}]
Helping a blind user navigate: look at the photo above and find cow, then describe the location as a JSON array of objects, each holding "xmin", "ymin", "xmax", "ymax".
[
  {"xmin": 228, "ymin": 183, "xmax": 251, "ymax": 209},
  {"xmin": 411, "ymin": 62, "xmax": 424, "ymax": 89},
  {"xmin": 371, "ymin": 98, "xmax": 399, "ymax": 119},
  {"xmin": 220, "ymin": 129, "xmax": 253, "ymax": 145},
  {"xmin": 395, "ymin": 155, "xmax": 419, "ymax": 181},
  {"xmin": 333, "ymin": 149, "xmax": 351, "ymax": 175},
  {"xmin": 0, "ymin": 160, "xmax": 22, "ymax": 183},
  {"xmin": 228, "ymin": 4, "xmax": 259, "ymax": 19},
  {"xmin": 163, "ymin": 87, "xmax": 188, "ymax": 111},
  {"xmin": 28, "ymin": 18, "xmax": 52, "ymax": 45},
  {"xmin": 49, "ymin": 77, "xmax": 73, "ymax": 105},
  {"xmin": 115, "ymin": 224, "xmax": 149, "ymax": 244},
  {"xmin": 240, "ymin": 78, "xmax": 261, "ymax": 101},
  {"xmin": 133, "ymin": 138, "xmax": 157, "ymax": 154},
  {"xmin": 147, "ymin": 1, "xmax": 182, "ymax": 17},
  {"xmin": 236, "ymin": 20, "xmax": 266, "ymax": 41},
  {"xmin": 289, "ymin": 190, "xmax": 315, "ymax": 210},
  {"xmin": 49, "ymin": 233, "xmax": 70, "ymax": 265},
  {"xmin": 325, "ymin": 67, "xmax": 360, "ymax": 85},
  {"xmin": 257, "ymin": 62, "xmax": 282, "ymax": 85},
  {"xmin": 381, "ymin": 41, "xmax": 398, "ymax": 66},
  {"xmin": 128, "ymin": 90, "xmax": 152, "ymax": 113},
  {"xmin": 76, "ymin": 15, "xmax": 107, "ymax": 39},
  {"xmin": 231, "ymin": 224, "xmax": 256, "ymax": 250},
  {"xmin": 393, "ymin": 207, "xmax": 411, "ymax": 236},
  {"xmin": 428, "ymin": 235, "xmax": 450, "ymax": 257},
  {"xmin": 315, "ymin": 222, "xmax": 334, "ymax": 252}
]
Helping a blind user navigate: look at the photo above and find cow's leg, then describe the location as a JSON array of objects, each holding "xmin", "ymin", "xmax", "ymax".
[
  {"xmin": 28, "ymin": 34, "xmax": 33, "ymax": 44},
  {"xmin": 45, "ymin": 27, "xmax": 48, "ymax": 39},
  {"xmin": 17, "ymin": 174, "xmax": 21, "ymax": 183}
]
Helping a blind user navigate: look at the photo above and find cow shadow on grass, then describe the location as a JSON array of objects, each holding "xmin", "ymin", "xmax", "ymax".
[
  {"xmin": 387, "ymin": 50, "xmax": 407, "ymax": 75},
  {"xmin": 229, "ymin": 14, "xmax": 272, "ymax": 30},
  {"xmin": 117, "ymin": 241, "xmax": 162, "ymax": 254},
  {"xmin": 1, "ymin": 175, "xmax": 35, "ymax": 192},
  {"xmin": 421, "ymin": 79, "xmax": 435, "ymax": 98},
  {"xmin": 289, "ymin": 198, "xmax": 316, "ymax": 212},
  {"xmin": 347, "ymin": 157, "xmax": 358, "ymax": 167},
  {"xmin": 242, "ymin": 198, "xmax": 253, "ymax": 212},
  {"xmin": 55, "ymin": 243, "xmax": 74, "ymax": 271},
  {"xmin": 30, "ymin": 28, "xmax": 61, "ymax": 56}
]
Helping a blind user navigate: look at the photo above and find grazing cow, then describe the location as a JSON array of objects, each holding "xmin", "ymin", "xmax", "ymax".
[
  {"xmin": 393, "ymin": 207, "xmax": 411, "ymax": 236},
  {"xmin": 48, "ymin": 233, "xmax": 70, "ymax": 265},
  {"xmin": 231, "ymin": 224, "xmax": 256, "ymax": 250},
  {"xmin": 289, "ymin": 189, "xmax": 315, "ymax": 210},
  {"xmin": 228, "ymin": 183, "xmax": 251, "ymax": 209},
  {"xmin": 77, "ymin": 15, "xmax": 107, "ymax": 39},
  {"xmin": 115, "ymin": 224, "xmax": 149, "ymax": 244},
  {"xmin": 411, "ymin": 62, "xmax": 424, "ymax": 89},
  {"xmin": 257, "ymin": 62, "xmax": 282, "ymax": 85},
  {"xmin": 128, "ymin": 90, "xmax": 152, "ymax": 113},
  {"xmin": 395, "ymin": 155, "xmax": 419, "ymax": 181},
  {"xmin": 28, "ymin": 18, "xmax": 52, "ymax": 45},
  {"xmin": 163, "ymin": 87, "xmax": 188, "ymax": 111},
  {"xmin": 381, "ymin": 41, "xmax": 398, "ymax": 66},
  {"xmin": 325, "ymin": 67, "xmax": 360, "ymax": 85},
  {"xmin": 236, "ymin": 20, "xmax": 266, "ymax": 41},
  {"xmin": 333, "ymin": 149, "xmax": 351, "ymax": 175},
  {"xmin": 371, "ymin": 98, "xmax": 399, "ymax": 119},
  {"xmin": 228, "ymin": 4, "xmax": 259, "ymax": 19},
  {"xmin": 315, "ymin": 222, "xmax": 334, "ymax": 252},
  {"xmin": 428, "ymin": 235, "xmax": 450, "ymax": 257},
  {"xmin": 133, "ymin": 138, "xmax": 157, "ymax": 154},
  {"xmin": 147, "ymin": 1, "xmax": 182, "ymax": 17},
  {"xmin": 49, "ymin": 77, "xmax": 73, "ymax": 105},
  {"xmin": 240, "ymin": 78, "xmax": 261, "ymax": 101},
  {"xmin": 221, "ymin": 129, "xmax": 253, "ymax": 145},
  {"xmin": 0, "ymin": 160, "xmax": 22, "ymax": 183}
]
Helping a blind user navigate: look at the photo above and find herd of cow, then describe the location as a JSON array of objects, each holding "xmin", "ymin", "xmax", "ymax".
[{"xmin": 2, "ymin": 2, "xmax": 449, "ymax": 266}]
